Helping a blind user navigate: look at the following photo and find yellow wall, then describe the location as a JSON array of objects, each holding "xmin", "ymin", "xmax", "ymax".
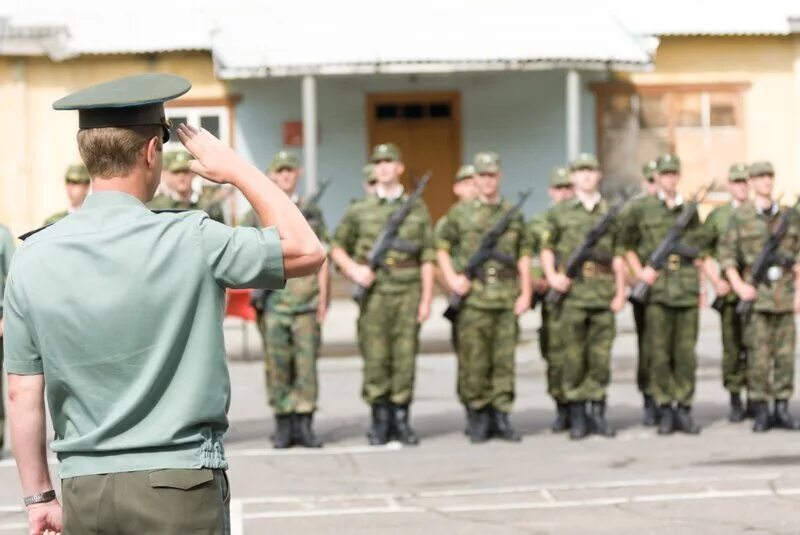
[
  {"xmin": 0, "ymin": 51, "xmax": 226, "ymax": 235},
  {"xmin": 628, "ymin": 35, "xmax": 800, "ymax": 198}
]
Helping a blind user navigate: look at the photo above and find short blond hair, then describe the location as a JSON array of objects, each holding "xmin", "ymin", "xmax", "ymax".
[{"xmin": 77, "ymin": 125, "xmax": 163, "ymax": 178}]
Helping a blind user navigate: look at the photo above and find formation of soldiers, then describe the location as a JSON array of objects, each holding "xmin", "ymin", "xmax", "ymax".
[{"xmin": 22, "ymin": 144, "xmax": 800, "ymax": 453}]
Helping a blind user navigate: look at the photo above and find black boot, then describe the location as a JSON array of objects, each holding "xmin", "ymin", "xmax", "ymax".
[
  {"xmin": 293, "ymin": 413, "xmax": 322, "ymax": 448},
  {"xmin": 642, "ymin": 395, "xmax": 656, "ymax": 427},
  {"xmin": 773, "ymin": 400, "xmax": 800, "ymax": 430},
  {"xmin": 272, "ymin": 414, "xmax": 293, "ymax": 449},
  {"xmin": 588, "ymin": 400, "xmax": 615, "ymax": 437},
  {"xmin": 392, "ymin": 404, "xmax": 420, "ymax": 445},
  {"xmin": 674, "ymin": 404, "xmax": 701, "ymax": 434},
  {"xmin": 468, "ymin": 407, "xmax": 491, "ymax": 444},
  {"xmin": 657, "ymin": 404, "xmax": 674, "ymax": 435},
  {"xmin": 728, "ymin": 392, "xmax": 745, "ymax": 423},
  {"xmin": 569, "ymin": 402, "xmax": 588, "ymax": 440},
  {"xmin": 745, "ymin": 396, "xmax": 755, "ymax": 419},
  {"xmin": 551, "ymin": 402, "xmax": 570, "ymax": 433},
  {"xmin": 491, "ymin": 408, "xmax": 522, "ymax": 442},
  {"xmin": 752, "ymin": 401, "xmax": 770, "ymax": 432},
  {"xmin": 366, "ymin": 402, "xmax": 392, "ymax": 445}
]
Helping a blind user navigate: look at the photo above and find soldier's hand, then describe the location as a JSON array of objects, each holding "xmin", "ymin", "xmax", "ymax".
[
  {"xmin": 698, "ymin": 291, "xmax": 708, "ymax": 309},
  {"xmin": 735, "ymin": 282, "xmax": 758, "ymax": 302},
  {"xmin": 450, "ymin": 275, "xmax": 472, "ymax": 296},
  {"xmin": 350, "ymin": 264, "xmax": 376, "ymax": 289},
  {"xmin": 316, "ymin": 302, "xmax": 328, "ymax": 323},
  {"xmin": 513, "ymin": 294, "xmax": 529, "ymax": 316},
  {"xmin": 27, "ymin": 501, "xmax": 62, "ymax": 535},
  {"xmin": 548, "ymin": 273, "xmax": 571, "ymax": 294},
  {"xmin": 793, "ymin": 291, "xmax": 800, "ymax": 314},
  {"xmin": 640, "ymin": 266, "xmax": 659, "ymax": 286},
  {"xmin": 416, "ymin": 301, "xmax": 431, "ymax": 323},
  {"xmin": 176, "ymin": 124, "xmax": 246, "ymax": 185},
  {"xmin": 610, "ymin": 293, "xmax": 626, "ymax": 313},
  {"xmin": 714, "ymin": 279, "xmax": 731, "ymax": 297}
]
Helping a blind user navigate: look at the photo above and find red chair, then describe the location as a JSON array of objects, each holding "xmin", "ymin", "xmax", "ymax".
[{"xmin": 225, "ymin": 289, "xmax": 257, "ymax": 358}]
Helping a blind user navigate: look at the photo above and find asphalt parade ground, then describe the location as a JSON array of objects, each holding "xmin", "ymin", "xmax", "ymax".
[{"xmin": 2, "ymin": 299, "xmax": 800, "ymax": 534}]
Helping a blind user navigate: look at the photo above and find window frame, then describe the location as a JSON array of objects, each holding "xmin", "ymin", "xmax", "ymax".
[{"xmin": 165, "ymin": 96, "xmax": 241, "ymax": 149}]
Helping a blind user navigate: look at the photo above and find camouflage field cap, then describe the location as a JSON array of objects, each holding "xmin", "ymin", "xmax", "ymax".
[
  {"xmin": 569, "ymin": 153, "xmax": 600, "ymax": 171},
  {"xmin": 371, "ymin": 143, "xmax": 402, "ymax": 163},
  {"xmin": 642, "ymin": 160, "xmax": 658, "ymax": 182},
  {"xmin": 65, "ymin": 163, "xmax": 90, "ymax": 184},
  {"xmin": 549, "ymin": 166, "xmax": 571, "ymax": 187},
  {"xmin": 656, "ymin": 154, "xmax": 681, "ymax": 173},
  {"xmin": 748, "ymin": 160, "xmax": 775, "ymax": 177},
  {"xmin": 52, "ymin": 73, "xmax": 191, "ymax": 143},
  {"xmin": 269, "ymin": 150, "xmax": 299, "ymax": 172},
  {"xmin": 728, "ymin": 163, "xmax": 750, "ymax": 182},
  {"xmin": 167, "ymin": 151, "xmax": 193, "ymax": 173},
  {"xmin": 362, "ymin": 163, "xmax": 377, "ymax": 183},
  {"xmin": 474, "ymin": 152, "xmax": 501, "ymax": 174},
  {"xmin": 455, "ymin": 164, "xmax": 476, "ymax": 182}
]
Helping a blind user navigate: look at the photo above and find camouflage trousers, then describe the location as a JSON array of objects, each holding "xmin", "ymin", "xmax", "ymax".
[
  {"xmin": 456, "ymin": 306, "xmax": 518, "ymax": 413},
  {"xmin": 744, "ymin": 312, "xmax": 795, "ymax": 402},
  {"xmin": 541, "ymin": 303, "xmax": 567, "ymax": 402},
  {"xmin": 358, "ymin": 287, "xmax": 420, "ymax": 406},
  {"xmin": 260, "ymin": 311, "xmax": 320, "ymax": 415},
  {"xmin": 719, "ymin": 301, "xmax": 747, "ymax": 394},
  {"xmin": 552, "ymin": 305, "xmax": 614, "ymax": 402},
  {"xmin": 632, "ymin": 300, "xmax": 651, "ymax": 395},
  {"xmin": 646, "ymin": 304, "xmax": 698, "ymax": 406}
]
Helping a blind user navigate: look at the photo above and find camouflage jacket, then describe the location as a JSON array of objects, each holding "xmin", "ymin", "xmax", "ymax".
[
  {"xmin": 436, "ymin": 198, "xmax": 533, "ymax": 310},
  {"xmin": 147, "ymin": 187, "xmax": 226, "ymax": 223},
  {"xmin": 619, "ymin": 194, "xmax": 709, "ymax": 307},
  {"xmin": 540, "ymin": 197, "xmax": 622, "ymax": 309},
  {"xmin": 332, "ymin": 193, "xmax": 435, "ymax": 293},
  {"xmin": 703, "ymin": 202, "xmax": 737, "ymax": 303},
  {"xmin": 526, "ymin": 213, "xmax": 546, "ymax": 280},
  {"xmin": 717, "ymin": 201, "xmax": 800, "ymax": 313},
  {"xmin": 43, "ymin": 211, "xmax": 69, "ymax": 226},
  {"xmin": 241, "ymin": 200, "xmax": 329, "ymax": 315}
]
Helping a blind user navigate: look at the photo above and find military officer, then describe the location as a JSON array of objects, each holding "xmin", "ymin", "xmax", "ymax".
[
  {"xmin": 331, "ymin": 143, "xmax": 435, "ymax": 446},
  {"xmin": 541, "ymin": 154, "xmax": 627, "ymax": 440},
  {"xmin": 436, "ymin": 151, "xmax": 533, "ymax": 443},
  {"xmin": 703, "ymin": 163, "xmax": 750, "ymax": 422},
  {"xmin": 529, "ymin": 166, "xmax": 574, "ymax": 432},
  {"xmin": 148, "ymin": 150, "xmax": 226, "ymax": 223},
  {"xmin": 5, "ymin": 73, "xmax": 324, "ymax": 534},
  {"xmin": 718, "ymin": 161, "xmax": 800, "ymax": 432},
  {"xmin": 241, "ymin": 150, "xmax": 330, "ymax": 449},
  {"xmin": 620, "ymin": 154, "xmax": 708, "ymax": 435},
  {"xmin": 0, "ymin": 222, "xmax": 15, "ymax": 460},
  {"xmin": 628, "ymin": 159, "xmax": 659, "ymax": 425},
  {"xmin": 43, "ymin": 163, "xmax": 91, "ymax": 225}
]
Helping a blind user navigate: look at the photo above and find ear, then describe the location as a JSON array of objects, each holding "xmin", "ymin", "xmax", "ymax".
[
  {"xmin": 396, "ymin": 162, "xmax": 405, "ymax": 176},
  {"xmin": 145, "ymin": 137, "xmax": 160, "ymax": 169}
]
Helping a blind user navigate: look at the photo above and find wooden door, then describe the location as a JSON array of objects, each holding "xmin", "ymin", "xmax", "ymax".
[{"xmin": 367, "ymin": 92, "xmax": 461, "ymax": 222}]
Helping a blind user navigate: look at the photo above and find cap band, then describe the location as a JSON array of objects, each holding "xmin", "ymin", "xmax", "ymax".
[{"xmin": 78, "ymin": 103, "xmax": 171, "ymax": 142}]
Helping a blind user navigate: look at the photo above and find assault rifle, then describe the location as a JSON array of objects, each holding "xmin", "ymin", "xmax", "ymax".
[
  {"xmin": 443, "ymin": 189, "xmax": 533, "ymax": 322},
  {"xmin": 351, "ymin": 172, "xmax": 432, "ymax": 307},
  {"xmin": 629, "ymin": 181, "xmax": 715, "ymax": 305},
  {"xmin": 544, "ymin": 197, "xmax": 627, "ymax": 306},
  {"xmin": 734, "ymin": 200, "xmax": 800, "ymax": 319}
]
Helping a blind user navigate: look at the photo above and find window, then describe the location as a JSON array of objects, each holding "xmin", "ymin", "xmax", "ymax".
[
  {"xmin": 374, "ymin": 102, "xmax": 452, "ymax": 121},
  {"xmin": 165, "ymin": 106, "xmax": 230, "ymax": 149}
]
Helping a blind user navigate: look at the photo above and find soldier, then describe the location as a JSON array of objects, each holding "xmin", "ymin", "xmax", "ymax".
[
  {"xmin": 629, "ymin": 160, "xmax": 659, "ymax": 425},
  {"xmin": 148, "ymin": 150, "xmax": 226, "ymax": 223},
  {"xmin": 703, "ymin": 163, "xmax": 750, "ymax": 422},
  {"xmin": 718, "ymin": 161, "xmax": 800, "ymax": 433},
  {"xmin": 241, "ymin": 151, "xmax": 330, "ymax": 449},
  {"xmin": 620, "ymin": 154, "xmax": 708, "ymax": 435},
  {"xmin": 331, "ymin": 143, "xmax": 435, "ymax": 446},
  {"xmin": 529, "ymin": 166, "xmax": 574, "ymax": 432},
  {"xmin": 44, "ymin": 163, "xmax": 91, "ymax": 225},
  {"xmin": 0, "ymin": 223, "xmax": 14, "ymax": 460},
  {"xmin": 5, "ymin": 74, "xmax": 324, "ymax": 534},
  {"xmin": 541, "ymin": 154, "xmax": 627, "ymax": 440},
  {"xmin": 436, "ymin": 151, "xmax": 533, "ymax": 443}
]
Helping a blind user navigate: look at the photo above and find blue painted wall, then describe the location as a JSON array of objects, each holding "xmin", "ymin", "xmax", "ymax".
[{"xmin": 229, "ymin": 69, "xmax": 603, "ymax": 225}]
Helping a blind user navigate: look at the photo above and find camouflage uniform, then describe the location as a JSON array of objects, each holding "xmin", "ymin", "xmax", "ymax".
[
  {"xmin": 0, "ymin": 223, "xmax": 14, "ymax": 452},
  {"xmin": 332, "ymin": 186, "xmax": 435, "ymax": 407},
  {"xmin": 718, "ymin": 202, "xmax": 800, "ymax": 403},
  {"xmin": 619, "ymin": 157, "xmax": 709, "ymax": 414},
  {"xmin": 148, "ymin": 151, "xmax": 226, "ymax": 223},
  {"xmin": 44, "ymin": 163, "xmax": 91, "ymax": 225}
]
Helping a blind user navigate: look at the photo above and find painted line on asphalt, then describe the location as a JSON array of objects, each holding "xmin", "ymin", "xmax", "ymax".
[{"xmin": 0, "ymin": 522, "xmax": 27, "ymax": 532}]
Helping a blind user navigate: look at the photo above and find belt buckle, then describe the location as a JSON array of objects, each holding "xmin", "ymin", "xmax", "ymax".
[
  {"xmin": 582, "ymin": 261, "xmax": 596, "ymax": 278},
  {"xmin": 385, "ymin": 258, "xmax": 396, "ymax": 267},
  {"xmin": 486, "ymin": 266, "xmax": 498, "ymax": 284},
  {"xmin": 667, "ymin": 254, "xmax": 680, "ymax": 271}
]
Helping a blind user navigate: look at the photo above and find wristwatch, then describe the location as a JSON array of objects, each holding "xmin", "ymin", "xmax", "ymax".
[{"xmin": 23, "ymin": 490, "xmax": 56, "ymax": 506}]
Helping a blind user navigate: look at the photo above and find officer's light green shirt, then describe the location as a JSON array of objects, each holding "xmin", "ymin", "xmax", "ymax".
[{"xmin": 3, "ymin": 192, "xmax": 285, "ymax": 478}]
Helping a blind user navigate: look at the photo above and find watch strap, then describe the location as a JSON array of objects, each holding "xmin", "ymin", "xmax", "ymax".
[{"xmin": 23, "ymin": 490, "xmax": 56, "ymax": 506}]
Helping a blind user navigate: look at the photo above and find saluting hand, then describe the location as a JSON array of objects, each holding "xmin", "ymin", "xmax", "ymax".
[{"xmin": 176, "ymin": 124, "xmax": 246, "ymax": 185}]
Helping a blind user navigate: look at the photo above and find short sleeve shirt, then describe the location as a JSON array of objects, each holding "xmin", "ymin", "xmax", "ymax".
[{"xmin": 3, "ymin": 191, "xmax": 284, "ymax": 478}]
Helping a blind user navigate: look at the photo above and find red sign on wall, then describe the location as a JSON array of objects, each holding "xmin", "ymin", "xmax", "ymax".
[{"xmin": 282, "ymin": 121, "xmax": 303, "ymax": 147}]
